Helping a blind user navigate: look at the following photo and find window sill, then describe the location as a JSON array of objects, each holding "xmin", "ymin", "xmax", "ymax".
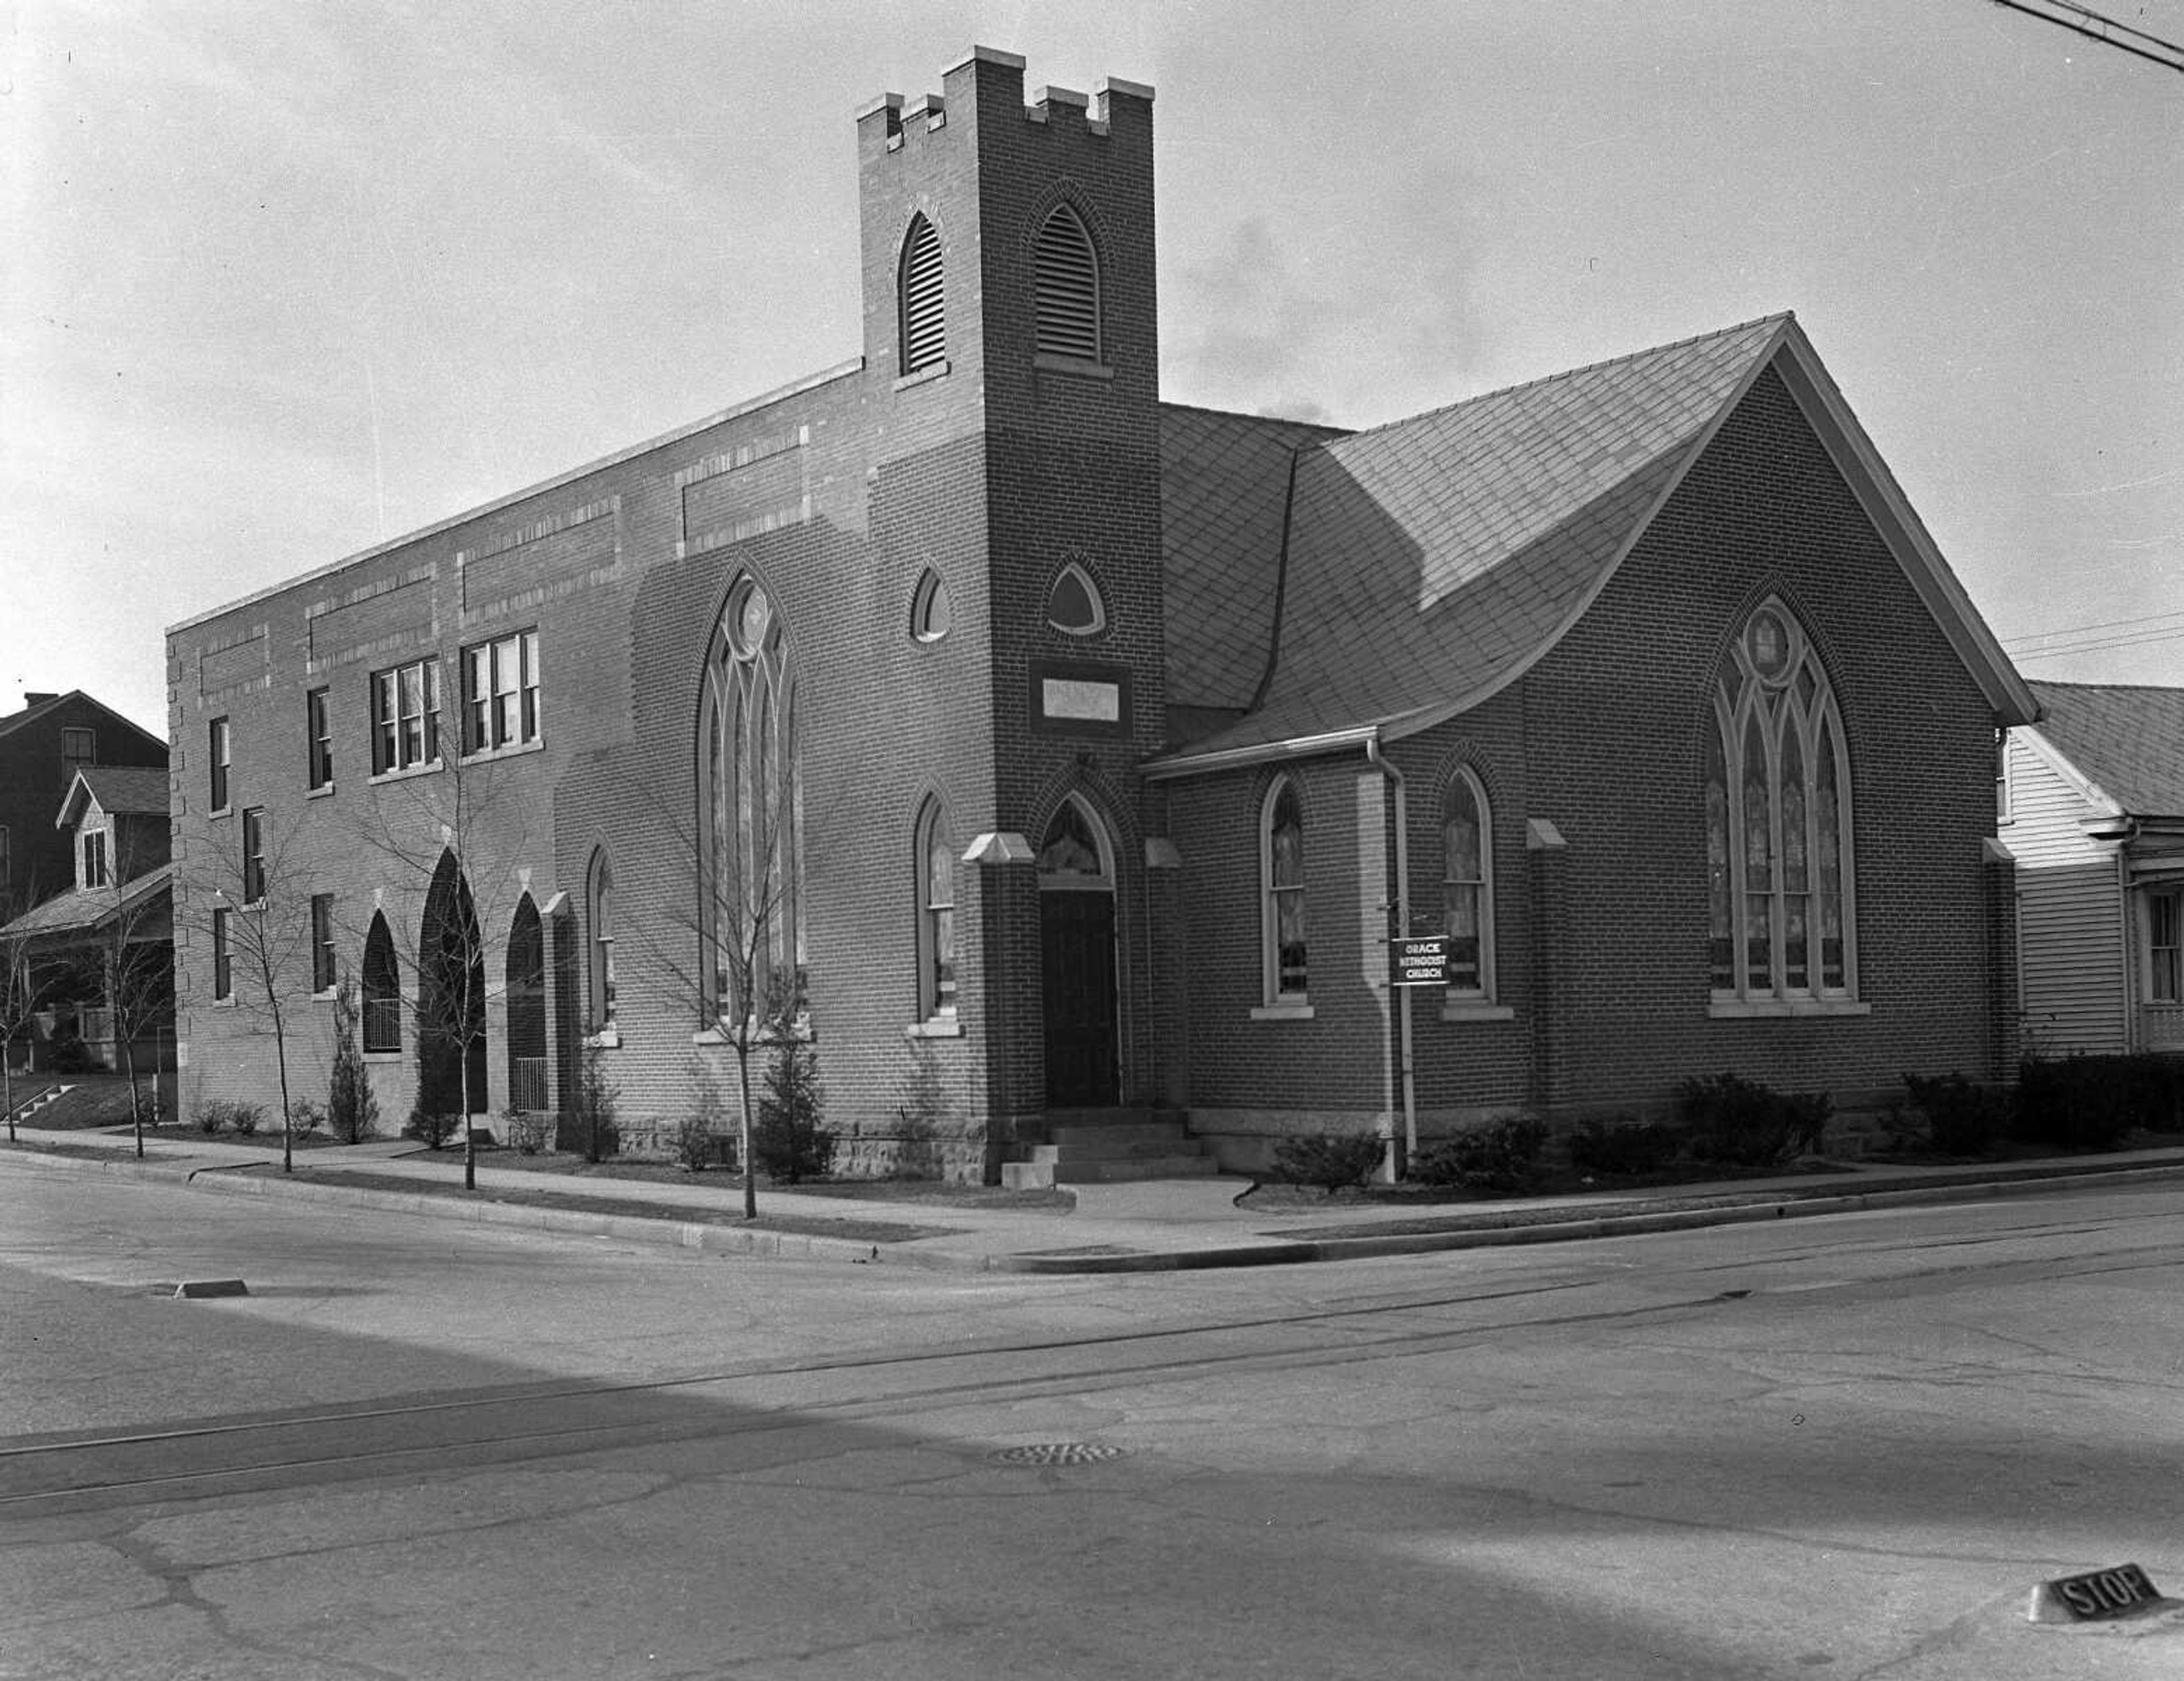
[
  {"xmin": 312, "ymin": 988, "xmax": 337, "ymax": 1003},
  {"xmin": 1250, "ymin": 1002, "xmax": 1315, "ymax": 1022},
  {"xmin": 458, "ymin": 738, "xmax": 544, "ymax": 768},
  {"xmin": 1439, "ymin": 1001, "xmax": 1515, "ymax": 1023},
  {"xmin": 1033, "ymin": 352, "xmax": 1114, "ymax": 380},
  {"xmin": 363, "ymin": 1049, "xmax": 403, "ymax": 1062},
  {"xmin": 905, "ymin": 1015, "xmax": 963, "ymax": 1039},
  {"xmin": 211, "ymin": 996, "xmax": 237, "ymax": 1010},
  {"xmin": 208, "ymin": 807, "xmax": 231, "ymax": 822},
  {"xmin": 369, "ymin": 759, "xmax": 444, "ymax": 786},
  {"xmin": 894, "ymin": 361, "xmax": 950, "ymax": 392},
  {"xmin": 1708, "ymin": 997, "xmax": 1871, "ymax": 1019},
  {"xmin": 306, "ymin": 784, "xmax": 336, "ymax": 801},
  {"xmin": 586, "ymin": 1026, "xmax": 622, "ymax": 1050}
]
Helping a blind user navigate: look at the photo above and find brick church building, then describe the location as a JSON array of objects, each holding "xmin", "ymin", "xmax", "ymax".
[{"xmin": 167, "ymin": 47, "xmax": 2037, "ymax": 1177}]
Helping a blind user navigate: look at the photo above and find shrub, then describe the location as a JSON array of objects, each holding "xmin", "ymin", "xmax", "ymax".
[
  {"xmin": 1677, "ymin": 1073, "xmax": 1830, "ymax": 1167},
  {"xmin": 405, "ymin": 1108, "xmax": 460, "ymax": 1149},
  {"xmin": 504, "ymin": 1104, "xmax": 551, "ymax": 1155},
  {"xmin": 328, "ymin": 975, "xmax": 379, "ymax": 1144},
  {"xmin": 287, "ymin": 1098, "xmax": 325, "ymax": 1142},
  {"xmin": 198, "ymin": 1098, "xmax": 264, "ymax": 1137},
  {"xmin": 562, "ymin": 1039, "xmax": 619, "ymax": 1162},
  {"xmin": 754, "ymin": 993, "xmax": 832, "ymax": 1182},
  {"xmin": 1898, "ymin": 1072, "xmax": 2005, "ymax": 1157},
  {"xmin": 1412, "ymin": 1116, "xmax": 1549, "ymax": 1193},
  {"xmin": 49, "ymin": 1025, "xmax": 92, "ymax": 1075},
  {"xmin": 1566, "ymin": 1116, "xmax": 1684, "ymax": 1177},
  {"xmin": 1270, "ymin": 1131, "xmax": 1384, "ymax": 1194},
  {"xmin": 676, "ymin": 1062, "xmax": 734, "ymax": 1173},
  {"xmin": 2012, "ymin": 1053, "xmax": 2174, "ymax": 1153}
]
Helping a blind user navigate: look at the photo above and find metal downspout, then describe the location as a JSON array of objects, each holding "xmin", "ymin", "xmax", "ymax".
[{"xmin": 1366, "ymin": 734, "xmax": 1418, "ymax": 1180}]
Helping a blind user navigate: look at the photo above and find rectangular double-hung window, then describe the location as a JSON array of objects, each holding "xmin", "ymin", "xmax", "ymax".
[
  {"xmin": 462, "ymin": 630, "xmax": 541, "ymax": 755},
  {"xmin": 81, "ymin": 830, "xmax": 109, "ymax": 889},
  {"xmin": 311, "ymin": 893, "xmax": 337, "ymax": 993},
  {"xmin": 306, "ymin": 688, "xmax": 333, "ymax": 790},
  {"xmin": 212, "ymin": 906, "xmax": 233, "ymax": 1001},
  {"xmin": 241, "ymin": 808, "xmax": 266, "ymax": 904},
  {"xmin": 209, "ymin": 717, "xmax": 231, "ymax": 811},
  {"xmin": 370, "ymin": 659, "xmax": 440, "ymax": 775}
]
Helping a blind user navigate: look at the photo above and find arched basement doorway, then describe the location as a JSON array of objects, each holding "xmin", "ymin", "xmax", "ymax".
[
  {"xmin": 1037, "ymin": 794, "xmax": 1119, "ymax": 1107},
  {"xmin": 505, "ymin": 895, "xmax": 546, "ymax": 1112},
  {"xmin": 418, "ymin": 849, "xmax": 487, "ymax": 1119}
]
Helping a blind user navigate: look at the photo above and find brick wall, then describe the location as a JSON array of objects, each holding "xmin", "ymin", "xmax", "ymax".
[{"xmin": 1168, "ymin": 362, "xmax": 2015, "ymax": 1159}]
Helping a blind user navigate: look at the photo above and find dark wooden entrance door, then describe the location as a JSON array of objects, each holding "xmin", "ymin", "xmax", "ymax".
[{"xmin": 1041, "ymin": 890, "xmax": 1118, "ymax": 1106}]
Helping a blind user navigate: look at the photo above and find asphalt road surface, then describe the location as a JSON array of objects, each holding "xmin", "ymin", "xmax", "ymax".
[{"xmin": 2, "ymin": 1161, "xmax": 2179, "ymax": 1679}]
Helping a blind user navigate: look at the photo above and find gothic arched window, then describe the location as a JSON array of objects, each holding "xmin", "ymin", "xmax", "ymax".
[
  {"xmin": 702, "ymin": 574, "xmax": 803, "ymax": 1026},
  {"xmin": 362, "ymin": 910, "xmax": 401, "ymax": 1053},
  {"xmin": 1705, "ymin": 601, "xmax": 1855, "ymax": 1003},
  {"xmin": 1441, "ymin": 768, "xmax": 1494, "ymax": 1001},
  {"xmin": 916, "ymin": 798, "xmax": 956, "ymax": 1021},
  {"xmin": 1261, "ymin": 776, "xmax": 1308, "ymax": 1005}
]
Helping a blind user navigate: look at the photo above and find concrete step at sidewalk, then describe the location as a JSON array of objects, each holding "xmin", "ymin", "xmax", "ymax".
[
  {"xmin": 1029, "ymin": 1135, "xmax": 1206, "ymax": 1165},
  {"xmin": 1044, "ymin": 1122, "xmax": 1202, "ymax": 1153},
  {"xmin": 1053, "ymin": 1154, "xmax": 1221, "ymax": 1184}
]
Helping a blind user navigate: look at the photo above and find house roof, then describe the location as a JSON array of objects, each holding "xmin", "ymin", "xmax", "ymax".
[
  {"xmin": 1150, "ymin": 313, "xmax": 2036, "ymax": 776},
  {"xmin": 57, "ymin": 765, "xmax": 171, "ymax": 830},
  {"xmin": 2025, "ymin": 681, "xmax": 2184, "ymax": 820},
  {"xmin": 1160, "ymin": 403, "xmax": 1350, "ymax": 713},
  {"xmin": 0, "ymin": 690, "xmax": 166, "ymax": 758},
  {"xmin": 0, "ymin": 863, "xmax": 172, "ymax": 946}
]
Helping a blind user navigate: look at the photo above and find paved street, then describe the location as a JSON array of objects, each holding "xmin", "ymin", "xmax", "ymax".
[{"xmin": 2, "ymin": 1161, "xmax": 2180, "ymax": 1679}]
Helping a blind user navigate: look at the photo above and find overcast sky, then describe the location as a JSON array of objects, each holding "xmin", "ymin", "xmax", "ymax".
[{"xmin": 6, "ymin": 1, "xmax": 2179, "ymax": 739}]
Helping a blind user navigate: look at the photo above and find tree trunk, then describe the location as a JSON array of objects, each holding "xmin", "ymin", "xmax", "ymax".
[{"xmin": 735, "ymin": 1043, "xmax": 756, "ymax": 1220}]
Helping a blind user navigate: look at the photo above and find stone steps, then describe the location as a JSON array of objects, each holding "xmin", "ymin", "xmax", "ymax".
[{"xmin": 1003, "ymin": 1108, "xmax": 1209, "ymax": 1190}]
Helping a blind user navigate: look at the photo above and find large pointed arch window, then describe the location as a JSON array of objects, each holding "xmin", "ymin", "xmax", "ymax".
[
  {"xmin": 1705, "ymin": 601, "xmax": 1856, "ymax": 1005},
  {"xmin": 702, "ymin": 574, "xmax": 803, "ymax": 1028},
  {"xmin": 1033, "ymin": 203, "xmax": 1101, "ymax": 362},
  {"xmin": 1260, "ymin": 776, "xmax": 1308, "ymax": 1007},
  {"xmin": 899, "ymin": 214, "xmax": 945, "ymax": 375}
]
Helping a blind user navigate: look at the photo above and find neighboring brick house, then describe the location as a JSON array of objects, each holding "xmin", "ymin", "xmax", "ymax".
[
  {"xmin": 0, "ymin": 691, "xmax": 167, "ymax": 918},
  {"xmin": 2002, "ymin": 682, "xmax": 2184, "ymax": 1058},
  {"xmin": 167, "ymin": 46, "xmax": 2037, "ymax": 1176}
]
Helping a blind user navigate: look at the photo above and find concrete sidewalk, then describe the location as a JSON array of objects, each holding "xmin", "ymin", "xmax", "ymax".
[{"xmin": 7, "ymin": 1124, "xmax": 2184, "ymax": 1273}]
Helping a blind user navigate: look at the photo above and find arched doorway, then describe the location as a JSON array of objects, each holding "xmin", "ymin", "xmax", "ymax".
[
  {"xmin": 1038, "ymin": 794, "xmax": 1119, "ymax": 1107},
  {"xmin": 418, "ymin": 850, "xmax": 487, "ymax": 1119},
  {"xmin": 505, "ymin": 895, "xmax": 546, "ymax": 1112}
]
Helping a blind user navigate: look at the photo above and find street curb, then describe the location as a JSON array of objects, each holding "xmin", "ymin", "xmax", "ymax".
[
  {"xmin": 0, "ymin": 1148, "xmax": 953, "ymax": 1270},
  {"xmin": 977, "ymin": 1160, "xmax": 2184, "ymax": 1272},
  {"xmin": 9, "ymin": 1144, "xmax": 2184, "ymax": 1276}
]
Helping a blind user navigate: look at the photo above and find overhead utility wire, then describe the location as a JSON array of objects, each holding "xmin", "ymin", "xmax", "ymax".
[
  {"xmin": 1986, "ymin": 0, "xmax": 2184, "ymax": 72},
  {"xmin": 2004, "ymin": 608, "xmax": 2184, "ymax": 648},
  {"xmin": 2009, "ymin": 625, "xmax": 2184, "ymax": 662}
]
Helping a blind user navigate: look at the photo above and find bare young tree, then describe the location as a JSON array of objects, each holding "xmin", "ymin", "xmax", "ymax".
[
  {"xmin": 355, "ymin": 666, "xmax": 541, "ymax": 1193},
  {"xmin": 194, "ymin": 806, "xmax": 315, "ymax": 1173},
  {"xmin": 76, "ymin": 830, "xmax": 173, "ymax": 1158},
  {"xmin": 0, "ymin": 876, "xmax": 50, "ymax": 1142},
  {"xmin": 628, "ymin": 742, "xmax": 815, "ymax": 1222}
]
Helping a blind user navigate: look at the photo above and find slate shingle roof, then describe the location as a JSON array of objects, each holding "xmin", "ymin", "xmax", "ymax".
[
  {"xmin": 0, "ymin": 863, "xmax": 172, "ymax": 942},
  {"xmin": 65, "ymin": 765, "xmax": 171, "ymax": 824},
  {"xmin": 1158, "ymin": 314, "xmax": 1791, "ymax": 761},
  {"xmin": 1160, "ymin": 404, "xmax": 1349, "ymax": 713},
  {"xmin": 2027, "ymin": 681, "xmax": 2184, "ymax": 819}
]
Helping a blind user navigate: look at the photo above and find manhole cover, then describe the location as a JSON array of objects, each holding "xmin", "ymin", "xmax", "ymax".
[{"xmin": 988, "ymin": 1442, "xmax": 1128, "ymax": 1467}]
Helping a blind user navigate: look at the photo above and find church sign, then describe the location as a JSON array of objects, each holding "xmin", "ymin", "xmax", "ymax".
[{"xmin": 1391, "ymin": 935, "xmax": 1449, "ymax": 987}]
